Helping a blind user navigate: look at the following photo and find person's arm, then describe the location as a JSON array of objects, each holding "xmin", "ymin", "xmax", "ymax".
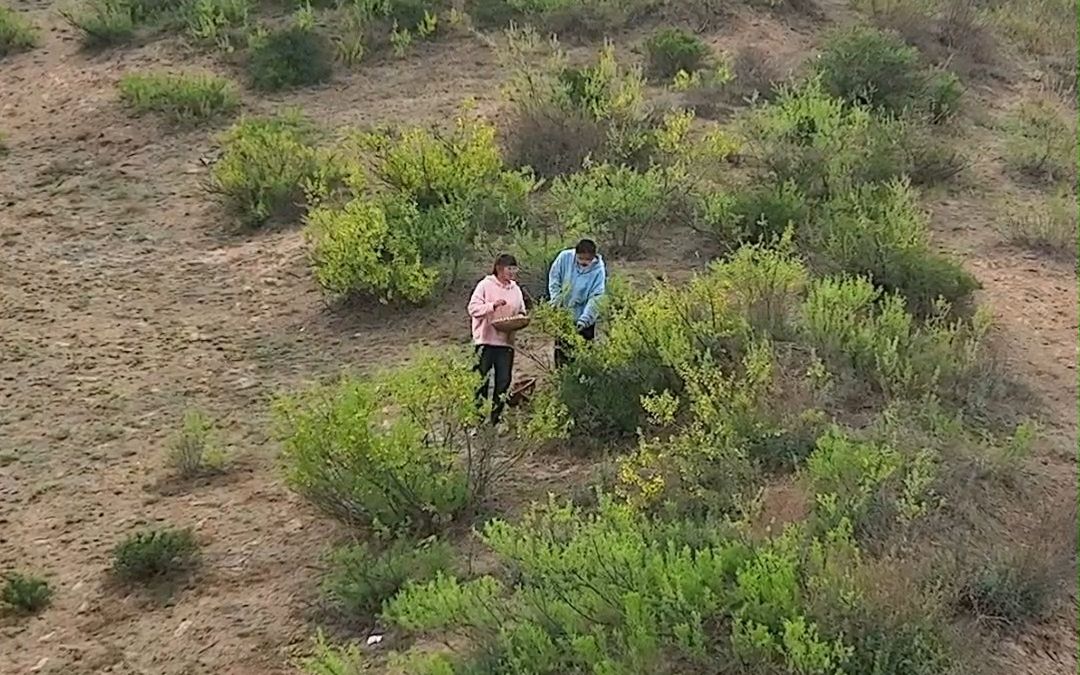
[
  {"xmin": 547, "ymin": 251, "xmax": 565, "ymax": 305},
  {"xmin": 468, "ymin": 281, "xmax": 503, "ymax": 318},
  {"xmin": 577, "ymin": 269, "xmax": 606, "ymax": 328}
]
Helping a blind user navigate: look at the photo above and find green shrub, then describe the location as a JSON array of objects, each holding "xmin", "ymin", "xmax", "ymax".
[
  {"xmin": 323, "ymin": 539, "xmax": 453, "ymax": 618},
  {"xmin": 119, "ymin": 71, "xmax": 239, "ymax": 123},
  {"xmin": 817, "ymin": 25, "xmax": 922, "ymax": 112},
  {"xmin": 703, "ymin": 181, "xmax": 809, "ymax": 247},
  {"xmin": 356, "ymin": 113, "xmax": 534, "ymax": 231},
  {"xmin": 1002, "ymin": 96, "xmax": 1076, "ymax": 184},
  {"xmin": 248, "ymin": 24, "xmax": 334, "ymax": 91},
  {"xmin": 182, "ymin": 0, "xmax": 250, "ymax": 49},
  {"xmin": 305, "ymin": 195, "xmax": 440, "ymax": 303},
  {"xmin": 800, "ymin": 275, "xmax": 992, "ymax": 401},
  {"xmin": 466, "ymin": 0, "xmax": 656, "ymax": 35},
  {"xmin": 813, "ymin": 178, "xmax": 978, "ymax": 313},
  {"xmin": 167, "ymin": 409, "xmax": 225, "ymax": 478},
  {"xmin": 1004, "ymin": 189, "xmax": 1078, "ymax": 259},
  {"xmin": 112, "ymin": 527, "xmax": 199, "ymax": 581},
  {"xmin": 1, "ymin": 572, "xmax": 52, "ymax": 614},
  {"xmin": 645, "ymin": 27, "xmax": 711, "ymax": 80},
  {"xmin": 210, "ymin": 114, "xmax": 332, "ymax": 227},
  {"xmin": 960, "ymin": 554, "xmax": 1053, "ymax": 626},
  {"xmin": 502, "ymin": 37, "xmax": 654, "ymax": 178},
  {"xmin": 63, "ymin": 0, "xmax": 137, "ymax": 48},
  {"xmin": 0, "ymin": 6, "xmax": 37, "ymax": 56},
  {"xmin": 276, "ymin": 351, "xmax": 515, "ymax": 535},
  {"xmin": 550, "ymin": 163, "xmax": 673, "ymax": 255},
  {"xmin": 385, "ymin": 496, "xmax": 938, "ymax": 674},
  {"xmin": 805, "ymin": 426, "xmax": 901, "ymax": 530},
  {"xmin": 744, "ymin": 79, "xmax": 909, "ymax": 197}
]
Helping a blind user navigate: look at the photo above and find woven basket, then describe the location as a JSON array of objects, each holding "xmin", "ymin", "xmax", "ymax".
[{"xmin": 492, "ymin": 314, "xmax": 530, "ymax": 332}]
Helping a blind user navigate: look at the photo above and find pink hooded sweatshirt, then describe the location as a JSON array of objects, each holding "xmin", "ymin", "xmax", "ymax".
[{"xmin": 468, "ymin": 275, "xmax": 525, "ymax": 347}]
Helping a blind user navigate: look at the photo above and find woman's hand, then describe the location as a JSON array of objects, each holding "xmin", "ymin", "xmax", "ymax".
[{"xmin": 493, "ymin": 299, "xmax": 508, "ymax": 309}]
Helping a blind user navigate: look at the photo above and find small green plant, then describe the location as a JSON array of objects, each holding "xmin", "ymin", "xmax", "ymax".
[
  {"xmin": 323, "ymin": 539, "xmax": 453, "ymax": 618},
  {"xmin": 112, "ymin": 527, "xmax": 199, "ymax": 581},
  {"xmin": 62, "ymin": 0, "xmax": 137, "ymax": 48},
  {"xmin": 644, "ymin": 27, "xmax": 711, "ymax": 80},
  {"xmin": 210, "ymin": 113, "xmax": 333, "ymax": 227},
  {"xmin": 1002, "ymin": 95, "xmax": 1076, "ymax": 184},
  {"xmin": 301, "ymin": 631, "xmax": 364, "ymax": 675},
  {"xmin": 182, "ymin": 0, "xmax": 250, "ymax": 49},
  {"xmin": 167, "ymin": 409, "xmax": 225, "ymax": 478},
  {"xmin": 119, "ymin": 71, "xmax": 240, "ymax": 123},
  {"xmin": 247, "ymin": 23, "xmax": 334, "ymax": 91},
  {"xmin": 1, "ymin": 572, "xmax": 52, "ymax": 614},
  {"xmin": 0, "ymin": 6, "xmax": 38, "ymax": 56}
]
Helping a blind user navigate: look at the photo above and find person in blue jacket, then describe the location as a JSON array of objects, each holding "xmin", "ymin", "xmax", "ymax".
[{"xmin": 548, "ymin": 238, "xmax": 606, "ymax": 367}]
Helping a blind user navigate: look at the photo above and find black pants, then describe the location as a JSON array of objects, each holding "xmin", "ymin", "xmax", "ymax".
[
  {"xmin": 475, "ymin": 345, "xmax": 514, "ymax": 425},
  {"xmin": 554, "ymin": 324, "xmax": 595, "ymax": 368}
]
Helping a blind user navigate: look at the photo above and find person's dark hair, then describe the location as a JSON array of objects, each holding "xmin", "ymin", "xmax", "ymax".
[
  {"xmin": 493, "ymin": 253, "xmax": 518, "ymax": 274},
  {"xmin": 575, "ymin": 239, "xmax": 597, "ymax": 256}
]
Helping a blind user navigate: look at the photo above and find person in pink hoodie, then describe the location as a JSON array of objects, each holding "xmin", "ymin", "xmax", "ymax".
[{"xmin": 468, "ymin": 254, "xmax": 526, "ymax": 425}]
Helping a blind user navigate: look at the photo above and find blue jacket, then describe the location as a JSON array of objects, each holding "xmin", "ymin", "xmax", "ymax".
[{"xmin": 548, "ymin": 249, "xmax": 606, "ymax": 328}]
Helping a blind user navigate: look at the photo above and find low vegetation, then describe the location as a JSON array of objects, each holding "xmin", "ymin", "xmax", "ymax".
[
  {"xmin": 276, "ymin": 351, "xmax": 524, "ymax": 535},
  {"xmin": 1, "ymin": 572, "xmax": 52, "ymax": 614},
  {"xmin": 322, "ymin": 539, "xmax": 453, "ymax": 619},
  {"xmin": 247, "ymin": 22, "xmax": 334, "ymax": 91},
  {"xmin": 167, "ymin": 409, "xmax": 226, "ymax": 478},
  {"xmin": 209, "ymin": 112, "xmax": 334, "ymax": 227},
  {"xmin": 644, "ymin": 27, "xmax": 712, "ymax": 81},
  {"xmin": 112, "ymin": 527, "xmax": 200, "ymax": 582},
  {"xmin": 0, "ymin": 5, "xmax": 37, "ymax": 56},
  {"xmin": 1002, "ymin": 94, "xmax": 1076, "ymax": 185},
  {"xmin": 119, "ymin": 71, "xmax": 240, "ymax": 123}
]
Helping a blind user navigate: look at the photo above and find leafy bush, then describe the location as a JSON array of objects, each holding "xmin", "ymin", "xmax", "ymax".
[
  {"xmin": 805, "ymin": 427, "xmax": 900, "ymax": 530},
  {"xmin": 1002, "ymin": 96, "xmax": 1076, "ymax": 184},
  {"xmin": 816, "ymin": 25, "xmax": 960, "ymax": 119},
  {"xmin": 812, "ymin": 178, "xmax": 978, "ymax": 313},
  {"xmin": 323, "ymin": 539, "xmax": 453, "ymax": 618},
  {"xmin": 502, "ymin": 36, "xmax": 653, "ymax": 178},
  {"xmin": 276, "ymin": 351, "xmax": 519, "ymax": 535},
  {"xmin": 1, "ymin": 572, "xmax": 52, "ymax": 614},
  {"xmin": 550, "ymin": 163, "xmax": 673, "ymax": 255},
  {"xmin": 305, "ymin": 195, "xmax": 440, "ymax": 303},
  {"xmin": 210, "ymin": 113, "xmax": 333, "ymax": 227},
  {"xmin": 247, "ymin": 24, "xmax": 334, "ymax": 91},
  {"xmin": 645, "ymin": 27, "xmax": 711, "ymax": 80},
  {"xmin": 743, "ymin": 80, "xmax": 902, "ymax": 196},
  {"xmin": 0, "ymin": 6, "xmax": 37, "ymax": 56},
  {"xmin": 63, "ymin": 0, "xmax": 137, "ymax": 48},
  {"xmin": 800, "ymin": 275, "xmax": 991, "ymax": 401},
  {"xmin": 112, "ymin": 527, "xmax": 199, "ymax": 581},
  {"xmin": 119, "ymin": 71, "xmax": 239, "ymax": 123},
  {"xmin": 385, "ymin": 496, "xmax": 943, "ymax": 674},
  {"xmin": 167, "ymin": 409, "xmax": 225, "ymax": 478},
  {"xmin": 693, "ymin": 181, "xmax": 809, "ymax": 248},
  {"xmin": 356, "ymin": 112, "xmax": 534, "ymax": 231}
]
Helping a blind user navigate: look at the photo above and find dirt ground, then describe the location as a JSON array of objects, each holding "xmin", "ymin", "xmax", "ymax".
[{"xmin": 0, "ymin": 2, "xmax": 1076, "ymax": 674}]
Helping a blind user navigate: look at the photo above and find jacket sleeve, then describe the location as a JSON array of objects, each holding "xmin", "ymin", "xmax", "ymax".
[
  {"xmin": 547, "ymin": 251, "xmax": 565, "ymax": 305},
  {"xmin": 468, "ymin": 281, "xmax": 495, "ymax": 318},
  {"xmin": 577, "ymin": 268, "xmax": 606, "ymax": 327}
]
